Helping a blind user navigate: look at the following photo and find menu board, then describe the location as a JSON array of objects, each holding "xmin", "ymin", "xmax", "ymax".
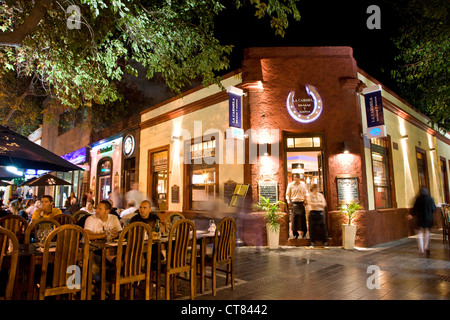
[
  {"xmin": 258, "ymin": 180, "xmax": 278, "ymax": 204},
  {"xmin": 336, "ymin": 176, "xmax": 359, "ymax": 204},
  {"xmin": 171, "ymin": 185, "xmax": 179, "ymax": 203},
  {"xmin": 229, "ymin": 184, "xmax": 249, "ymax": 207},
  {"xmin": 224, "ymin": 180, "xmax": 237, "ymax": 204}
]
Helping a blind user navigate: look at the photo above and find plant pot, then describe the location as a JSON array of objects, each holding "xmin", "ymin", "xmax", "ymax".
[
  {"xmin": 342, "ymin": 224, "xmax": 357, "ymax": 249},
  {"xmin": 266, "ymin": 224, "xmax": 280, "ymax": 249}
]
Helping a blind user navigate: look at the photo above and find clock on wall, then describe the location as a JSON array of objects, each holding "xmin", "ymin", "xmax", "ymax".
[{"xmin": 123, "ymin": 134, "xmax": 135, "ymax": 157}]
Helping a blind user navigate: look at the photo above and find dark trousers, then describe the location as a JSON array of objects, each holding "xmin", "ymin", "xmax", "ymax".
[
  {"xmin": 308, "ymin": 210, "xmax": 328, "ymax": 244},
  {"xmin": 292, "ymin": 202, "xmax": 307, "ymax": 237}
]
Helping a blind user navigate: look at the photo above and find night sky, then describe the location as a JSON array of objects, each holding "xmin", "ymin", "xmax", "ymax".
[{"xmin": 215, "ymin": 0, "xmax": 402, "ymax": 91}]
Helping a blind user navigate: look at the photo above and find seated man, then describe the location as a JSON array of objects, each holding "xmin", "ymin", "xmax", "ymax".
[
  {"xmin": 31, "ymin": 195, "xmax": 62, "ymax": 221},
  {"xmin": 84, "ymin": 200, "xmax": 122, "ymax": 241},
  {"xmin": 130, "ymin": 200, "xmax": 159, "ymax": 226}
]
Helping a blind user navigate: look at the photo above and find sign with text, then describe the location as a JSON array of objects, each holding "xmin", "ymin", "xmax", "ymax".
[
  {"xmin": 362, "ymin": 85, "xmax": 386, "ymax": 138},
  {"xmin": 227, "ymin": 86, "xmax": 243, "ymax": 128},
  {"xmin": 258, "ymin": 180, "xmax": 278, "ymax": 204}
]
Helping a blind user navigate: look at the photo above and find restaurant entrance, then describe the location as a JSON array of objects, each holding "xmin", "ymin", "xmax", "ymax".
[{"xmin": 284, "ymin": 134, "xmax": 327, "ymax": 238}]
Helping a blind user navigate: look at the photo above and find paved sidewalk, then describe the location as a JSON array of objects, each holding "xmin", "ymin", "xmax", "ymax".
[{"xmin": 193, "ymin": 232, "xmax": 450, "ymax": 300}]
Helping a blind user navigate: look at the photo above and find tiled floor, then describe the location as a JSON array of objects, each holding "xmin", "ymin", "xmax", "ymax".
[{"xmin": 189, "ymin": 231, "xmax": 450, "ymax": 300}]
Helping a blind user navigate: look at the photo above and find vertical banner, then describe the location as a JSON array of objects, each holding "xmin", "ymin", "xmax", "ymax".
[
  {"xmin": 362, "ymin": 84, "xmax": 386, "ymax": 138},
  {"xmin": 227, "ymin": 86, "xmax": 244, "ymax": 128}
]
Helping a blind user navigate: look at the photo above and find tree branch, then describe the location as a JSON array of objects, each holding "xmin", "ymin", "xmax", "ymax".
[{"xmin": 0, "ymin": 0, "xmax": 53, "ymax": 47}]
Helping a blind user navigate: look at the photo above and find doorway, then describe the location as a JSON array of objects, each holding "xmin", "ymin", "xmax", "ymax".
[{"xmin": 284, "ymin": 134, "xmax": 327, "ymax": 239}]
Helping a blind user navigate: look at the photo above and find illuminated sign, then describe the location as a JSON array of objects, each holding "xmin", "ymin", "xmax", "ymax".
[
  {"xmin": 362, "ymin": 85, "xmax": 387, "ymax": 138},
  {"xmin": 97, "ymin": 145, "xmax": 113, "ymax": 155},
  {"xmin": 123, "ymin": 134, "xmax": 135, "ymax": 157},
  {"xmin": 61, "ymin": 147, "xmax": 87, "ymax": 165},
  {"xmin": 286, "ymin": 84, "xmax": 323, "ymax": 123}
]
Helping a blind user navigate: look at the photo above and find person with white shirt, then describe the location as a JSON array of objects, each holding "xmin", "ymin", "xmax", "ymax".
[
  {"xmin": 306, "ymin": 184, "xmax": 328, "ymax": 247},
  {"xmin": 84, "ymin": 200, "xmax": 122, "ymax": 241},
  {"xmin": 286, "ymin": 173, "xmax": 309, "ymax": 239}
]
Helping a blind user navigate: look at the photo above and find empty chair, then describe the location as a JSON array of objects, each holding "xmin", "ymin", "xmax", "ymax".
[
  {"xmin": 53, "ymin": 213, "xmax": 76, "ymax": 225},
  {"xmin": 163, "ymin": 218, "xmax": 196, "ymax": 300},
  {"xmin": 114, "ymin": 222, "xmax": 154, "ymax": 300},
  {"xmin": 73, "ymin": 210, "xmax": 90, "ymax": 223},
  {"xmin": 38, "ymin": 225, "xmax": 90, "ymax": 300},
  {"xmin": 198, "ymin": 217, "xmax": 237, "ymax": 296},
  {"xmin": 24, "ymin": 217, "xmax": 60, "ymax": 245},
  {"xmin": 165, "ymin": 212, "xmax": 185, "ymax": 233},
  {"xmin": 0, "ymin": 228, "xmax": 19, "ymax": 300},
  {"xmin": 0, "ymin": 215, "xmax": 28, "ymax": 243}
]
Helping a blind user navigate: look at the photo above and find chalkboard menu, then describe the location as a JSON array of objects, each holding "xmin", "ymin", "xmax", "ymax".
[
  {"xmin": 171, "ymin": 185, "xmax": 180, "ymax": 203},
  {"xmin": 336, "ymin": 175, "xmax": 359, "ymax": 204},
  {"xmin": 258, "ymin": 180, "xmax": 278, "ymax": 204}
]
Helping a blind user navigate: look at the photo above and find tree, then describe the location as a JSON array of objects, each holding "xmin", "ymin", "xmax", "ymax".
[
  {"xmin": 0, "ymin": 0, "xmax": 301, "ymax": 135},
  {"xmin": 391, "ymin": 0, "xmax": 449, "ymax": 132}
]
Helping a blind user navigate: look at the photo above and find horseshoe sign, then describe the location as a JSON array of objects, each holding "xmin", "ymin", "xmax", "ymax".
[{"xmin": 286, "ymin": 84, "xmax": 323, "ymax": 123}]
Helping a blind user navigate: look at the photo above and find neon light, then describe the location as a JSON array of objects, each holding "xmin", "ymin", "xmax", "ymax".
[{"xmin": 286, "ymin": 84, "xmax": 323, "ymax": 123}]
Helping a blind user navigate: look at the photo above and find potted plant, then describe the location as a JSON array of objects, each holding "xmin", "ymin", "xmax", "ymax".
[
  {"xmin": 339, "ymin": 202, "xmax": 363, "ymax": 249},
  {"xmin": 253, "ymin": 196, "xmax": 285, "ymax": 249}
]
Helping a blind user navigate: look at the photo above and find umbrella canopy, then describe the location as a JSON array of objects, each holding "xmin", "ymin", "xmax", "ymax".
[
  {"xmin": 0, "ymin": 125, "xmax": 81, "ymax": 171},
  {"xmin": 0, "ymin": 166, "xmax": 23, "ymax": 179},
  {"xmin": 0, "ymin": 180, "xmax": 13, "ymax": 187},
  {"xmin": 19, "ymin": 177, "xmax": 38, "ymax": 187},
  {"xmin": 26, "ymin": 173, "xmax": 72, "ymax": 187}
]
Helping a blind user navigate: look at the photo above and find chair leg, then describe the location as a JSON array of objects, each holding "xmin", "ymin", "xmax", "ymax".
[
  {"xmin": 165, "ymin": 274, "xmax": 170, "ymax": 300},
  {"xmin": 230, "ymin": 261, "xmax": 235, "ymax": 290},
  {"xmin": 190, "ymin": 267, "xmax": 196, "ymax": 300},
  {"xmin": 212, "ymin": 266, "xmax": 217, "ymax": 296}
]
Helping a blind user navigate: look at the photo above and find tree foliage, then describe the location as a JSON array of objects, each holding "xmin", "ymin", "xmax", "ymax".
[
  {"xmin": 391, "ymin": 0, "xmax": 449, "ymax": 132},
  {"xmin": 0, "ymin": 0, "xmax": 300, "ymax": 135}
]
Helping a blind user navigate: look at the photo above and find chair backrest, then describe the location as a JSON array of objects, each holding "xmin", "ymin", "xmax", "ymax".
[
  {"xmin": 213, "ymin": 217, "xmax": 237, "ymax": 263},
  {"xmin": 445, "ymin": 206, "xmax": 450, "ymax": 224},
  {"xmin": 0, "ymin": 227, "xmax": 19, "ymax": 300},
  {"xmin": 73, "ymin": 210, "xmax": 89, "ymax": 222},
  {"xmin": 39, "ymin": 224, "xmax": 90, "ymax": 300},
  {"xmin": 0, "ymin": 215, "xmax": 28, "ymax": 242},
  {"xmin": 166, "ymin": 219, "xmax": 196, "ymax": 271},
  {"xmin": 24, "ymin": 217, "xmax": 60, "ymax": 244},
  {"xmin": 116, "ymin": 222, "xmax": 153, "ymax": 279},
  {"xmin": 165, "ymin": 212, "xmax": 185, "ymax": 233},
  {"xmin": 53, "ymin": 213, "xmax": 76, "ymax": 225}
]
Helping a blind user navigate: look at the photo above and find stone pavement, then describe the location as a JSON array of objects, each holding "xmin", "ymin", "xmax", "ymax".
[{"xmin": 190, "ymin": 231, "xmax": 450, "ymax": 300}]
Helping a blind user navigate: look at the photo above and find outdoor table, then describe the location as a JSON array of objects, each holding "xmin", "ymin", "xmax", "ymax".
[{"xmin": 89, "ymin": 229, "xmax": 215, "ymax": 300}]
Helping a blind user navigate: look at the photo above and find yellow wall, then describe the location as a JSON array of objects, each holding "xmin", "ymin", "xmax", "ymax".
[
  {"xmin": 358, "ymin": 72, "xmax": 450, "ymax": 208},
  {"xmin": 139, "ymin": 74, "xmax": 244, "ymax": 212}
]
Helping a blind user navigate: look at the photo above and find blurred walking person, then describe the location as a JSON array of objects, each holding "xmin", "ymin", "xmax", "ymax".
[{"xmin": 408, "ymin": 187, "xmax": 436, "ymax": 257}]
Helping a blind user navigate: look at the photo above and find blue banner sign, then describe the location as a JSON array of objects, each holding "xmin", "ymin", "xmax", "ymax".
[
  {"xmin": 227, "ymin": 86, "xmax": 243, "ymax": 128},
  {"xmin": 61, "ymin": 147, "xmax": 87, "ymax": 165},
  {"xmin": 363, "ymin": 85, "xmax": 384, "ymax": 128}
]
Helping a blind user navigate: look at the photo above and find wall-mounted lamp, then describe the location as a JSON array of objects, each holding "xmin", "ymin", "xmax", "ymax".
[
  {"xmin": 430, "ymin": 148, "xmax": 436, "ymax": 152},
  {"xmin": 171, "ymin": 136, "xmax": 182, "ymax": 142},
  {"xmin": 401, "ymin": 135, "xmax": 409, "ymax": 140},
  {"xmin": 342, "ymin": 141, "xmax": 350, "ymax": 154},
  {"xmin": 259, "ymin": 143, "xmax": 271, "ymax": 156}
]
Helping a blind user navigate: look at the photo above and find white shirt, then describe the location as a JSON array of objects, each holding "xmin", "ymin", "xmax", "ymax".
[
  {"xmin": 84, "ymin": 214, "xmax": 122, "ymax": 234},
  {"xmin": 119, "ymin": 206, "xmax": 138, "ymax": 218}
]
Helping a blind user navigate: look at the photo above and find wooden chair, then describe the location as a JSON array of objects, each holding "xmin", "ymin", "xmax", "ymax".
[
  {"xmin": 114, "ymin": 222, "xmax": 153, "ymax": 300},
  {"xmin": 38, "ymin": 225, "xmax": 90, "ymax": 300},
  {"xmin": 165, "ymin": 212, "xmax": 185, "ymax": 234},
  {"xmin": 198, "ymin": 217, "xmax": 237, "ymax": 296},
  {"xmin": 24, "ymin": 217, "xmax": 60, "ymax": 245},
  {"xmin": 73, "ymin": 210, "xmax": 90, "ymax": 222},
  {"xmin": 163, "ymin": 218, "xmax": 196, "ymax": 300},
  {"xmin": 0, "ymin": 228, "xmax": 19, "ymax": 300},
  {"xmin": 0, "ymin": 215, "xmax": 28, "ymax": 243},
  {"xmin": 53, "ymin": 213, "xmax": 76, "ymax": 225}
]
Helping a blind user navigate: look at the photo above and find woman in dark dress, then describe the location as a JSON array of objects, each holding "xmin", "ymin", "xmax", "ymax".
[{"xmin": 409, "ymin": 188, "xmax": 436, "ymax": 257}]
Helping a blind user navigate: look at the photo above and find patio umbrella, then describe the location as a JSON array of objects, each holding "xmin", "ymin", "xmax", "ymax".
[
  {"xmin": 0, "ymin": 166, "xmax": 23, "ymax": 179},
  {"xmin": 0, "ymin": 125, "xmax": 81, "ymax": 171},
  {"xmin": 19, "ymin": 177, "xmax": 38, "ymax": 186},
  {"xmin": 26, "ymin": 173, "xmax": 72, "ymax": 187},
  {"xmin": 0, "ymin": 180, "xmax": 13, "ymax": 187}
]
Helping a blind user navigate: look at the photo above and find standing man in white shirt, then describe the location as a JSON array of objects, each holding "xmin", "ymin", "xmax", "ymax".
[{"xmin": 285, "ymin": 173, "xmax": 309, "ymax": 239}]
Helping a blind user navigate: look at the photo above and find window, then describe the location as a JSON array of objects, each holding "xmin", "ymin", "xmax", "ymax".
[
  {"xmin": 186, "ymin": 136, "xmax": 219, "ymax": 211},
  {"xmin": 416, "ymin": 147, "xmax": 429, "ymax": 190},
  {"xmin": 149, "ymin": 149, "xmax": 168, "ymax": 211},
  {"xmin": 440, "ymin": 157, "xmax": 449, "ymax": 204},
  {"xmin": 371, "ymin": 138, "xmax": 393, "ymax": 208},
  {"xmin": 287, "ymin": 136, "xmax": 321, "ymax": 149}
]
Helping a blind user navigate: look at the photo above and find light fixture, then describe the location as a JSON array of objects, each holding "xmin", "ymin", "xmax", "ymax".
[
  {"xmin": 401, "ymin": 135, "xmax": 408, "ymax": 140},
  {"xmin": 259, "ymin": 143, "xmax": 271, "ymax": 156},
  {"xmin": 171, "ymin": 135, "xmax": 182, "ymax": 142},
  {"xmin": 430, "ymin": 148, "xmax": 436, "ymax": 152},
  {"xmin": 342, "ymin": 141, "xmax": 350, "ymax": 154}
]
